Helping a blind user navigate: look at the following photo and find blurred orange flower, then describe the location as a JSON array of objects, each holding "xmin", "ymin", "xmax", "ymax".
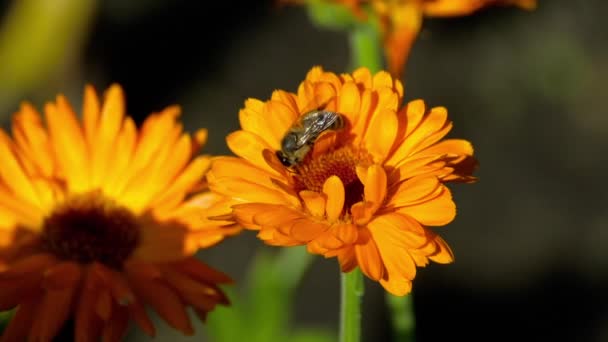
[
  {"xmin": 0, "ymin": 85, "xmax": 238, "ymax": 340},
  {"xmin": 283, "ymin": 0, "xmax": 536, "ymax": 76},
  {"xmin": 208, "ymin": 66, "xmax": 477, "ymax": 296}
]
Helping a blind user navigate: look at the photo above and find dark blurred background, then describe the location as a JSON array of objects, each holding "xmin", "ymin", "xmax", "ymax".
[{"xmin": 0, "ymin": 0, "xmax": 606, "ymax": 341}]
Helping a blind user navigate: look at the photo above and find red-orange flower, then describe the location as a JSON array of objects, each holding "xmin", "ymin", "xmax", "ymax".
[
  {"xmin": 0, "ymin": 85, "xmax": 238, "ymax": 341},
  {"xmin": 283, "ymin": 0, "xmax": 536, "ymax": 76},
  {"xmin": 208, "ymin": 66, "xmax": 477, "ymax": 296}
]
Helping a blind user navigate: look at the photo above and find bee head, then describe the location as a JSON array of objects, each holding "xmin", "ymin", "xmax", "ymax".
[{"xmin": 276, "ymin": 150, "xmax": 294, "ymax": 167}]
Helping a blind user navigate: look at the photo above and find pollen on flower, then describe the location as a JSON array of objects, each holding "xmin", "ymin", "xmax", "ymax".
[
  {"xmin": 40, "ymin": 191, "xmax": 140, "ymax": 269},
  {"xmin": 294, "ymin": 146, "xmax": 372, "ymax": 213}
]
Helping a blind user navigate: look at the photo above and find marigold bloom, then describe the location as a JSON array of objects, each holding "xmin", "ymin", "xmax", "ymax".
[
  {"xmin": 208, "ymin": 66, "xmax": 477, "ymax": 296},
  {"xmin": 283, "ymin": 0, "xmax": 536, "ymax": 76},
  {"xmin": 0, "ymin": 85, "xmax": 237, "ymax": 341}
]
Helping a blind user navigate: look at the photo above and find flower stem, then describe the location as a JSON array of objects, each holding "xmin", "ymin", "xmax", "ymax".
[
  {"xmin": 349, "ymin": 23, "xmax": 383, "ymax": 73},
  {"xmin": 386, "ymin": 292, "xmax": 416, "ymax": 341},
  {"xmin": 340, "ymin": 268, "xmax": 364, "ymax": 342}
]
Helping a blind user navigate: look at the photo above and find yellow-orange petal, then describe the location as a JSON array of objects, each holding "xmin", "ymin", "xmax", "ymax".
[
  {"xmin": 362, "ymin": 164, "xmax": 388, "ymax": 213},
  {"xmin": 419, "ymin": 138, "xmax": 474, "ymax": 157},
  {"xmin": 427, "ymin": 233, "xmax": 454, "ymax": 264},
  {"xmin": 0, "ymin": 135, "xmax": 41, "ymax": 209},
  {"xmin": 330, "ymin": 222, "xmax": 358, "ymax": 245},
  {"xmin": 380, "ymin": 275, "xmax": 413, "ymax": 297},
  {"xmin": 82, "ymin": 84, "xmax": 101, "ymax": 148},
  {"xmin": 337, "ymin": 247, "xmax": 358, "ymax": 273},
  {"xmin": 387, "ymin": 175, "xmax": 441, "ymax": 208},
  {"xmin": 396, "ymin": 186, "xmax": 456, "ymax": 226},
  {"xmin": 300, "ymin": 190, "xmax": 326, "ymax": 217},
  {"xmin": 323, "ymin": 176, "xmax": 345, "ymax": 222},
  {"xmin": 368, "ymin": 213, "xmax": 426, "ymax": 248},
  {"xmin": 209, "ymin": 177, "xmax": 297, "ymax": 207},
  {"xmin": 226, "ymin": 130, "xmax": 277, "ymax": 175},
  {"xmin": 337, "ymin": 82, "xmax": 361, "ymax": 117},
  {"xmin": 364, "ymin": 108, "xmax": 398, "ymax": 162},
  {"xmin": 90, "ymin": 84, "xmax": 125, "ymax": 188},
  {"xmin": 354, "ymin": 228, "xmax": 384, "ymax": 281},
  {"xmin": 45, "ymin": 97, "xmax": 89, "ymax": 192},
  {"xmin": 290, "ymin": 218, "xmax": 328, "ymax": 242}
]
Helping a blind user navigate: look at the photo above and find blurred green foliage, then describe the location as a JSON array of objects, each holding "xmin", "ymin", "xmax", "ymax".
[
  {"xmin": 206, "ymin": 247, "xmax": 334, "ymax": 342},
  {"xmin": 0, "ymin": 0, "xmax": 96, "ymax": 118}
]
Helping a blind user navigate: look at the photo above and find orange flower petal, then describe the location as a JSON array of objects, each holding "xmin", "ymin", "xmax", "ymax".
[
  {"xmin": 379, "ymin": 275, "xmax": 413, "ymax": 297},
  {"xmin": 290, "ymin": 218, "xmax": 328, "ymax": 242},
  {"xmin": 396, "ymin": 186, "xmax": 456, "ymax": 226},
  {"xmin": 323, "ymin": 176, "xmax": 345, "ymax": 222},
  {"xmin": 363, "ymin": 164, "xmax": 388, "ymax": 213},
  {"xmin": 368, "ymin": 220, "xmax": 417, "ymax": 296},
  {"xmin": 427, "ymin": 232, "xmax": 454, "ymax": 264},
  {"xmin": 11, "ymin": 104, "xmax": 54, "ymax": 178},
  {"xmin": 75, "ymin": 268, "xmax": 104, "ymax": 342},
  {"xmin": 0, "ymin": 134, "xmax": 42, "ymax": 209},
  {"xmin": 126, "ymin": 268, "xmax": 194, "ymax": 335},
  {"xmin": 239, "ymin": 99, "xmax": 297, "ymax": 150},
  {"xmin": 101, "ymin": 305, "xmax": 130, "ymax": 342},
  {"xmin": 337, "ymin": 248, "xmax": 358, "ymax": 273},
  {"xmin": 387, "ymin": 175, "xmax": 441, "ymax": 208},
  {"xmin": 133, "ymin": 219, "xmax": 192, "ymax": 262},
  {"xmin": 368, "ymin": 213, "xmax": 426, "ymax": 248},
  {"xmin": 45, "ymin": 97, "xmax": 89, "ymax": 192},
  {"xmin": 330, "ymin": 222, "xmax": 358, "ymax": 245},
  {"xmin": 364, "ymin": 108, "xmax": 398, "ymax": 162},
  {"xmin": 337, "ymin": 82, "xmax": 361, "ymax": 116},
  {"xmin": 128, "ymin": 299, "xmax": 156, "ymax": 337},
  {"xmin": 82, "ymin": 84, "xmax": 101, "ymax": 148},
  {"xmin": 29, "ymin": 279, "xmax": 79, "ymax": 341},
  {"xmin": 300, "ymin": 190, "xmax": 326, "ymax": 217},
  {"xmin": 172, "ymin": 258, "xmax": 233, "ymax": 285},
  {"xmin": 354, "ymin": 228, "xmax": 384, "ymax": 281},
  {"xmin": 226, "ymin": 130, "xmax": 277, "ymax": 174},
  {"xmin": 42, "ymin": 261, "xmax": 81, "ymax": 290},
  {"xmin": 92, "ymin": 263, "xmax": 135, "ymax": 305},
  {"xmin": 90, "ymin": 84, "xmax": 125, "ymax": 188}
]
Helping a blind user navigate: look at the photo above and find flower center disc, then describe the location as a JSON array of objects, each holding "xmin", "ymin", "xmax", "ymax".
[
  {"xmin": 294, "ymin": 146, "xmax": 372, "ymax": 212},
  {"xmin": 40, "ymin": 192, "xmax": 140, "ymax": 269}
]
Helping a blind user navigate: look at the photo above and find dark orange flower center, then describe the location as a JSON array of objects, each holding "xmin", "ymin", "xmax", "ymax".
[
  {"xmin": 40, "ymin": 192, "xmax": 140, "ymax": 269},
  {"xmin": 294, "ymin": 146, "xmax": 372, "ymax": 212}
]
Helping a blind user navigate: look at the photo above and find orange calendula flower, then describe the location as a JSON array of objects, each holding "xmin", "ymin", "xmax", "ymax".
[
  {"xmin": 0, "ymin": 85, "xmax": 238, "ymax": 341},
  {"xmin": 283, "ymin": 0, "xmax": 536, "ymax": 76},
  {"xmin": 207, "ymin": 66, "xmax": 477, "ymax": 296}
]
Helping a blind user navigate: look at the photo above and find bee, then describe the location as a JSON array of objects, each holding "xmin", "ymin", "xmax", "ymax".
[{"xmin": 276, "ymin": 110, "xmax": 345, "ymax": 167}]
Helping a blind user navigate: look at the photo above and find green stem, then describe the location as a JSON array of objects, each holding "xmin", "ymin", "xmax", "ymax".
[
  {"xmin": 349, "ymin": 24, "xmax": 383, "ymax": 73},
  {"xmin": 339, "ymin": 268, "xmax": 364, "ymax": 342},
  {"xmin": 386, "ymin": 293, "xmax": 416, "ymax": 342}
]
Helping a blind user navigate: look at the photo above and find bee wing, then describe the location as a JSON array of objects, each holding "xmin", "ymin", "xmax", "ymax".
[{"xmin": 293, "ymin": 113, "xmax": 341, "ymax": 148}]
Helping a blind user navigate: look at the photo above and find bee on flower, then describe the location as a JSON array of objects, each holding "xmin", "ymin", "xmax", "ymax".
[{"xmin": 207, "ymin": 66, "xmax": 477, "ymax": 296}]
